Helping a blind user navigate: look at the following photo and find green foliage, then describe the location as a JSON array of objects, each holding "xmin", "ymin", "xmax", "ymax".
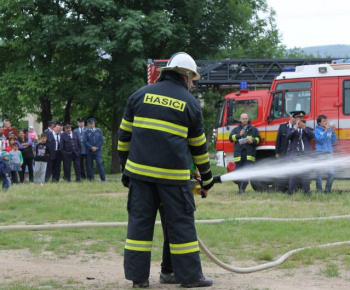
[{"xmin": 0, "ymin": 0, "xmax": 288, "ymax": 172}]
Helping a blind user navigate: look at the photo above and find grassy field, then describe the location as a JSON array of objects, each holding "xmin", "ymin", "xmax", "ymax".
[{"xmin": 1, "ymin": 171, "xmax": 350, "ymax": 287}]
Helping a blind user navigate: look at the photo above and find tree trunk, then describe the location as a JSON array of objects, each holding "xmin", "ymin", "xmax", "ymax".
[
  {"xmin": 63, "ymin": 97, "xmax": 74, "ymax": 123},
  {"xmin": 39, "ymin": 96, "xmax": 52, "ymax": 131}
]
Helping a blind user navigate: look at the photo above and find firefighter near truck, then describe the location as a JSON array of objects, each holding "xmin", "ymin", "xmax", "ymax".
[{"xmin": 148, "ymin": 58, "xmax": 350, "ymax": 191}]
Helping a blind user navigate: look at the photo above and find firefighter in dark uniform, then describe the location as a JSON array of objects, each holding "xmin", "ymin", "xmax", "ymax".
[
  {"xmin": 286, "ymin": 110, "xmax": 314, "ymax": 195},
  {"xmin": 118, "ymin": 52, "xmax": 214, "ymax": 288},
  {"xmin": 60, "ymin": 123, "xmax": 81, "ymax": 182},
  {"xmin": 229, "ymin": 113, "xmax": 260, "ymax": 194},
  {"xmin": 275, "ymin": 114, "xmax": 296, "ymax": 192},
  {"xmin": 84, "ymin": 118, "xmax": 106, "ymax": 181}
]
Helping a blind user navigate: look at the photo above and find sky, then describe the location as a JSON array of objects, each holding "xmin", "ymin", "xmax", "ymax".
[{"xmin": 267, "ymin": 0, "xmax": 350, "ymax": 48}]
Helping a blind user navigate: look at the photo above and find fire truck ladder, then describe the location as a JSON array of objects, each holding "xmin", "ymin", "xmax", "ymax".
[{"xmin": 148, "ymin": 58, "xmax": 334, "ymax": 90}]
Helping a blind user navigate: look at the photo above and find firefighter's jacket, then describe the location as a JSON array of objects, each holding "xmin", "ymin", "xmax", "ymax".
[
  {"xmin": 229, "ymin": 122, "xmax": 260, "ymax": 162},
  {"xmin": 118, "ymin": 71, "xmax": 213, "ymax": 186}
]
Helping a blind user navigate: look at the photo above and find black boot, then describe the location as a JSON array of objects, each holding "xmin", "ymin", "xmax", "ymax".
[
  {"xmin": 181, "ymin": 276, "xmax": 213, "ymax": 288},
  {"xmin": 238, "ymin": 182, "xmax": 247, "ymax": 194},
  {"xmin": 160, "ymin": 272, "xmax": 178, "ymax": 284},
  {"xmin": 132, "ymin": 279, "xmax": 149, "ymax": 288}
]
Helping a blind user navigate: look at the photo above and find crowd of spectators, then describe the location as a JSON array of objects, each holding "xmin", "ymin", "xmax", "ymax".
[{"xmin": 0, "ymin": 118, "xmax": 106, "ymax": 190}]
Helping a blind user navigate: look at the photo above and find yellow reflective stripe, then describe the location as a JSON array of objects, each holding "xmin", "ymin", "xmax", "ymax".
[
  {"xmin": 117, "ymin": 140, "xmax": 130, "ymax": 151},
  {"xmin": 120, "ymin": 118, "xmax": 133, "ymax": 132},
  {"xmin": 170, "ymin": 241, "xmax": 199, "ymax": 255},
  {"xmin": 192, "ymin": 152, "xmax": 209, "ymax": 165},
  {"xmin": 255, "ymin": 137, "xmax": 260, "ymax": 144},
  {"xmin": 234, "ymin": 156, "xmax": 241, "ymax": 162},
  {"xmin": 188, "ymin": 134, "xmax": 206, "ymax": 147},
  {"xmin": 201, "ymin": 177, "xmax": 213, "ymax": 186},
  {"xmin": 126, "ymin": 159, "xmax": 190, "ymax": 180},
  {"xmin": 247, "ymin": 155, "xmax": 256, "ymax": 162},
  {"xmin": 133, "ymin": 116, "xmax": 188, "ymax": 138},
  {"xmin": 125, "ymin": 239, "xmax": 152, "ymax": 252},
  {"xmin": 232, "ymin": 134, "xmax": 238, "ymax": 142}
]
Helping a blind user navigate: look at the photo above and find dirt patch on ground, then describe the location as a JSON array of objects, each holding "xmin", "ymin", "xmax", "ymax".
[{"xmin": 1, "ymin": 249, "xmax": 350, "ymax": 289}]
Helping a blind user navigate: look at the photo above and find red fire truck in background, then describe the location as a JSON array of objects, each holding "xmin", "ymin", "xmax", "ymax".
[{"xmin": 148, "ymin": 58, "xmax": 350, "ymax": 191}]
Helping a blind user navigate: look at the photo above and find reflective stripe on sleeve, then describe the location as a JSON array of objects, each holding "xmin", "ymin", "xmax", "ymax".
[
  {"xmin": 170, "ymin": 241, "xmax": 200, "ymax": 254},
  {"xmin": 133, "ymin": 116, "xmax": 188, "ymax": 138},
  {"xmin": 201, "ymin": 177, "xmax": 213, "ymax": 186},
  {"xmin": 192, "ymin": 152, "xmax": 210, "ymax": 165},
  {"xmin": 125, "ymin": 159, "xmax": 190, "ymax": 180},
  {"xmin": 125, "ymin": 239, "xmax": 152, "ymax": 252},
  {"xmin": 120, "ymin": 118, "xmax": 133, "ymax": 132},
  {"xmin": 117, "ymin": 140, "xmax": 130, "ymax": 151},
  {"xmin": 188, "ymin": 134, "xmax": 206, "ymax": 147}
]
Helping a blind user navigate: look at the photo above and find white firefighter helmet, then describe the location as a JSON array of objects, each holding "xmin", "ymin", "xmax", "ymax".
[{"xmin": 157, "ymin": 52, "xmax": 200, "ymax": 80}]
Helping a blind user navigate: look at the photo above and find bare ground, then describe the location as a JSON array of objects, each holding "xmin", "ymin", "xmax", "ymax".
[{"xmin": 1, "ymin": 249, "xmax": 350, "ymax": 289}]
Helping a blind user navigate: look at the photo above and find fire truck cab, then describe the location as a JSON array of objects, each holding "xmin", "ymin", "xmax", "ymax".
[{"xmin": 216, "ymin": 60, "xmax": 350, "ymax": 190}]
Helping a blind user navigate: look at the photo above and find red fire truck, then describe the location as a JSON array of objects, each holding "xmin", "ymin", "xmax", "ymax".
[{"xmin": 148, "ymin": 58, "xmax": 350, "ymax": 191}]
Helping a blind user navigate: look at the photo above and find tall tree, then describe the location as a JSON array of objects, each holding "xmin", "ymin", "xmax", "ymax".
[{"xmin": 0, "ymin": 0, "xmax": 284, "ymax": 173}]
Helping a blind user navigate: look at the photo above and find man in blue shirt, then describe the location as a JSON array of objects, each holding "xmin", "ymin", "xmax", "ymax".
[
  {"xmin": 84, "ymin": 118, "xmax": 106, "ymax": 181},
  {"xmin": 314, "ymin": 114, "xmax": 337, "ymax": 193}
]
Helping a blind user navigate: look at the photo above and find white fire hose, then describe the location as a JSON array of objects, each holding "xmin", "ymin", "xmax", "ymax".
[{"xmin": 1, "ymin": 216, "xmax": 350, "ymax": 273}]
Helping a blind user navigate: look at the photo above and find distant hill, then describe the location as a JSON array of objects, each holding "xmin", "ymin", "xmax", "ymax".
[{"xmin": 299, "ymin": 45, "xmax": 350, "ymax": 58}]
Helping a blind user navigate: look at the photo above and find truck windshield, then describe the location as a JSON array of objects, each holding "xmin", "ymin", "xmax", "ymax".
[
  {"xmin": 271, "ymin": 85, "xmax": 311, "ymax": 119},
  {"xmin": 225, "ymin": 99, "xmax": 258, "ymax": 125}
]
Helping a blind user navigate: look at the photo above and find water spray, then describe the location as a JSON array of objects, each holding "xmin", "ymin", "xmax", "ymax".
[{"xmin": 213, "ymin": 154, "xmax": 350, "ymax": 185}]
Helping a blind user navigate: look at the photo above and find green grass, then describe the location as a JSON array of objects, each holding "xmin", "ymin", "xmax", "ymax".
[{"xmin": 1, "ymin": 172, "xmax": 350, "ymax": 286}]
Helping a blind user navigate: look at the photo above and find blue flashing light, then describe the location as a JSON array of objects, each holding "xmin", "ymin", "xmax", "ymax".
[
  {"xmin": 282, "ymin": 67, "xmax": 296, "ymax": 72},
  {"xmin": 239, "ymin": 81, "xmax": 248, "ymax": 92}
]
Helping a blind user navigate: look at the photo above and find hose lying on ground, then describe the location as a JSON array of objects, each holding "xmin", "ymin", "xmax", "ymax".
[{"xmin": 1, "ymin": 216, "xmax": 350, "ymax": 273}]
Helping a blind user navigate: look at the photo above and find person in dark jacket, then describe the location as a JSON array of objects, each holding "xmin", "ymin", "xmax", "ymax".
[
  {"xmin": 0, "ymin": 151, "xmax": 11, "ymax": 190},
  {"xmin": 73, "ymin": 118, "xmax": 88, "ymax": 179},
  {"xmin": 229, "ymin": 113, "xmax": 261, "ymax": 194},
  {"xmin": 60, "ymin": 123, "xmax": 81, "ymax": 182},
  {"xmin": 84, "ymin": 118, "xmax": 105, "ymax": 181},
  {"xmin": 17, "ymin": 130, "xmax": 34, "ymax": 183},
  {"xmin": 45, "ymin": 123, "xmax": 63, "ymax": 182},
  {"xmin": 286, "ymin": 110, "xmax": 314, "ymax": 195},
  {"xmin": 34, "ymin": 133, "xmax": 50, "ymax": 185},
  {"xmin": 118, "ymin": 52, "xmax": 214, "ymax": 288},
  {"xmin": 275, "ymin": 114, "xmax": 296, "ymax": 192}
]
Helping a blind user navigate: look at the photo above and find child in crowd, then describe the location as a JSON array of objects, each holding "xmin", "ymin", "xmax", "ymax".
[
  {"xmin": 0, "ymin": 151, "xmax": 11, "ymax": 190},
  {"xmin": 34, "ymin": 133, "xmax": 50, "ymax": 185},
  {"xmin": 9, "ymin": 143, "xmax": 23, "ymax": 184},
  {"xmin": 27, "ymin": 126, "xmax": 38, "ymax": 147},
  {"xmin": 5, "ymin": 137, "xmax": 21, "ymax": 152}
]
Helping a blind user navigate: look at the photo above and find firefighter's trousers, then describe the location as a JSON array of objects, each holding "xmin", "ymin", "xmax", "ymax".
[{"xmin": 124, "ymin": 177, "xmax": 203, "ymax": 284}]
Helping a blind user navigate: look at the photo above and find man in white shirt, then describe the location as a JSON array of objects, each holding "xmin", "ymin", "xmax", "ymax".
[{"xmin": 45, "ymin": 123, "xmax": 63, "ymax": 182}]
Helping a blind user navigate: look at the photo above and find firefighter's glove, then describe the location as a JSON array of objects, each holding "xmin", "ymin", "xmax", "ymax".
[
  {"xmin": 200, "ymin": 170, "xmax": 214, "ymax": 191},
  {"xmin": 213, "ymin": 175, "xmax": 222, "ymax": 184},
  {"xmin": 121, "ymin": 174, "xmax": 130, "ymax": 188}
]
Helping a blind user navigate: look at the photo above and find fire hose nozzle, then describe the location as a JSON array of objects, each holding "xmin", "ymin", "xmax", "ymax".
[{"xmin": 213, "ymin": 175, "xmax": 222, "ymax": 184}]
